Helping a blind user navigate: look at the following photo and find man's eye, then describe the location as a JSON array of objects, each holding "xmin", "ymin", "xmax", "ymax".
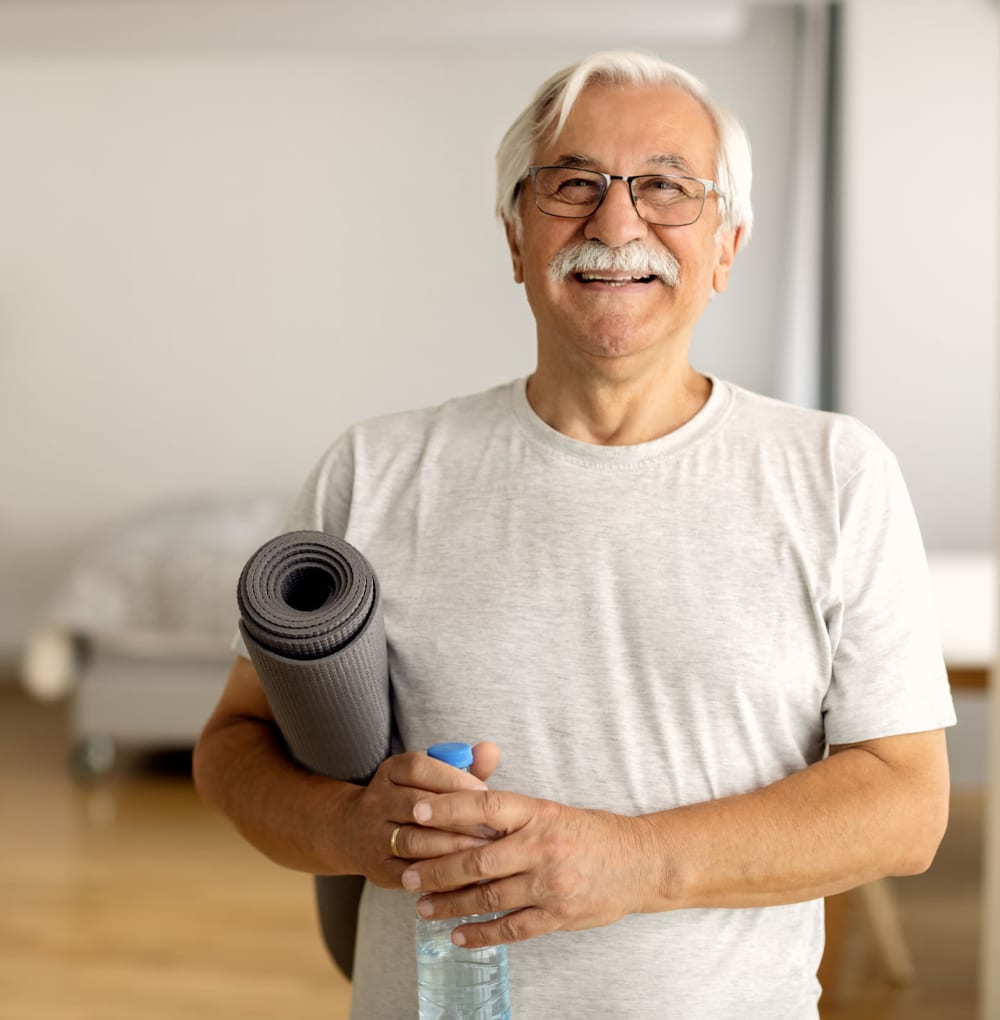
[{"xmin": 550, "ymin": 177, "xmax": 603, "ymax": 205}]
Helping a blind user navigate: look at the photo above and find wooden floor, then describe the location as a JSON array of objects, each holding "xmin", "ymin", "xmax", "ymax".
[{"xmin": 0, "ymin": 686, "xmax": 981, "ymax": 1019}]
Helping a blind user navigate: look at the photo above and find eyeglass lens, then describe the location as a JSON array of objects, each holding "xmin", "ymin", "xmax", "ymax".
[{"xmin": 532, "ymin": 167, "xmax": 706, "ymax": 226}]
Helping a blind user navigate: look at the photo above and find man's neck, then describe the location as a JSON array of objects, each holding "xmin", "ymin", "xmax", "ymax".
[{"xmin": 526, "ymin": 353, "xmax": 712, "ymax": 447}]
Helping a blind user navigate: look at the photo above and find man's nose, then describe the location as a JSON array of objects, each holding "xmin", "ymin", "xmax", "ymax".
[{"xmin": 583, "ymin": 178, "xmax": 649, "ymax": 248}]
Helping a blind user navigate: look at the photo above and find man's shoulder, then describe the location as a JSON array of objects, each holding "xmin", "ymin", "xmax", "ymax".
[
  {"xmin": 300, "ymin": 380, "xmax": 520, "ymax": 510},
  {"xmin": 723, "ymin": 381, "xmax": 891, "ymax": 480}
]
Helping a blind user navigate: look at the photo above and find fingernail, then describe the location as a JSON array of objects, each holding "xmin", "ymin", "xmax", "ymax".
[
  {"xmin": 471, "ymin": 781, "xmax": 488, "ymax": 791},
  {"xmin": 401, "ymin": 869, "xmax": 420, "ymax": 891},
  {"xmin": 478, "ymin": 826, "xmax": 499, "ymax": 839},
  {"xmin": 470, "ymin": 838, "xmax": 491, "ymax": 848},
  {"xmin": 416, "ymin": 897, "xmax": 433, "ymax": 918},
  {"xmin": 452, "ymin": 931, "xmax": 466, "ymax": 946},
  {"xmin": 413, "ymin": 802, "xmax": 432, "ymax": 824}
]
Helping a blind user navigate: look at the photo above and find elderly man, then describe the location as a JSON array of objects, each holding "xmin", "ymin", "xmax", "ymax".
[{"xmin": 194, "ymin": 51, "xmax": 955, "ymax": 1018}]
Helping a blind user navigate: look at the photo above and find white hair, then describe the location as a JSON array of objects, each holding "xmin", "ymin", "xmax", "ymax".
[{"xmin": 495, "ymin": 51, "xmax": 753, "ymax": 247}]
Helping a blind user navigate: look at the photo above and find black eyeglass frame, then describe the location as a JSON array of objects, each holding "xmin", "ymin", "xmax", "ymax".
[{"xmin": 522, "ymin": 165, "xmax": 726, "ymax": 228}]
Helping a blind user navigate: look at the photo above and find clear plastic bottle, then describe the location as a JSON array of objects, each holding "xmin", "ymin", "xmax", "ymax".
[{"xmin": 415, "ymin": 741, "xmax": 511, "ymax": 1020}]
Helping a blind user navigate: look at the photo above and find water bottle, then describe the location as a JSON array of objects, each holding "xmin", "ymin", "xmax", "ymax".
[{"xmin": 416, "ymin": 741, "xmax": 511, "ymax": 1019}]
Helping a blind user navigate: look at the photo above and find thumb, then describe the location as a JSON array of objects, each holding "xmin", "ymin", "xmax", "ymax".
[{"xmin": 470, "ymin": 741, "xmax": 500, "ymax": 783}]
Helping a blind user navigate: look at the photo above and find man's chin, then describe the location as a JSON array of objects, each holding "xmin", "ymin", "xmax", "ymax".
[{"xmin": 569, "ymin": 326, "xmax": 657, "ymax": 362}]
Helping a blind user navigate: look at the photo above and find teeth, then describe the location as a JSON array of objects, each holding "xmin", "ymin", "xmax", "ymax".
[{"xmin": 578, "ymin": 273, "xmax": 652, "ymax": 285}]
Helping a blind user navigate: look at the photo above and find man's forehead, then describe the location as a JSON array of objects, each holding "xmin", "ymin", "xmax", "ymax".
[{"xmin": 536, "ymin": 82, "xmax": 717, "ymax": 169}]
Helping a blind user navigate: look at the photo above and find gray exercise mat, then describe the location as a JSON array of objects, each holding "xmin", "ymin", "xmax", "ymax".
[{"xmin": 237, "ymin": 529, "xmax": 393, "ymax": 980}]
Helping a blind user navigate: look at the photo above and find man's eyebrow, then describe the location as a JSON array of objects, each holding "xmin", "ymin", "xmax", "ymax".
[
  {"xmin": 648, "ymin": 153, "xmax": 695, "ymax": 174},
  {"xmin": 549, "ymin": 152, "xmax": 698, "ymax": 174},
  {"xmin": 552, "ymin": 153, "xmax": 598, "ymax": 168}
]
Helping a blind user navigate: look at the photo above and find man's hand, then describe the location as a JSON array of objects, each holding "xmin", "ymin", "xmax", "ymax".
[
  {"xmin": 194, "ymin": 656, "xmax": 510, "ymax": 882},
  {"xmin": 341, "ymin": 741, "xmax": 502, "ymax": 889},
  {"xmin": 396, "ymin": 730, "xmax": 951, "ymax": 948},
  {"xmin": 399, "ymin": 790, "xmax": 655, "ymax": 946}
]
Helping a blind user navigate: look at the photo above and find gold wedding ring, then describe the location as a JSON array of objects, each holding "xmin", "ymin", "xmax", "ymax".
[{"xmin": 390, "ymin": 824, "xmax": 403, "ymax": 859}]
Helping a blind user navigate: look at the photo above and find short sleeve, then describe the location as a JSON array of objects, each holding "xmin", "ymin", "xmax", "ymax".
[
  {"xmin": 823, "ymin": 445, "xmax": 956, "ymax": 744},
  {"xmin": 279, "ymin": 432, "xmax": 355, "ymax": 539}
]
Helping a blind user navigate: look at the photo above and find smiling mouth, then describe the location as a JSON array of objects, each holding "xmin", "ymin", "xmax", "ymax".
[{"xmin": 575, "ymin": 273, "xmax": 657, "ymax": 286}]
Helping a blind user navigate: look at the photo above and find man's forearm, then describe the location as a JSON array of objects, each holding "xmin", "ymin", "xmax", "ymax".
[
  {"xmin": 384, "ymin": 730, "xmax": 949, "ymax": 948},
  {"xmin": 638, "ymin": 731, "xmax": 950, "ymax": 912},
  {"xmin": 192, "ymin": 715, "xmax": 361, "ymax": 875},
  {"xmin": 194, "ymin": 655, "xmax": 508, "ymax": 893}
]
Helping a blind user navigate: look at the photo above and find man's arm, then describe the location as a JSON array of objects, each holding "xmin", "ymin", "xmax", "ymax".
[
  {"xmin": 642, "ymin": 729, "xmax": 950, "ymax": 907},
  {"xmin": 192, "ymin": 656, "xmax": 499, "ymax": 885},
  {"xmin": 400, "ymin": 728, "xmax": 950, "ymax": 946}
]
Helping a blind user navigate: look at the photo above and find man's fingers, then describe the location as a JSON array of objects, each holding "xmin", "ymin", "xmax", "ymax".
[
  {"xmin": 412, "ymin": 787, "xmax": 527, "ymax": 833},
  {"xmin": 417, "ymin": 873, "xmax": 523, "ymax": 921},
  {"xmin": 381, "ymin": 751, "xmax": 488, "ymax": 794},
  {"xmin": 456, "ymin": 907, "xmax": 550, "ymax": 948},
  {"xmin": 401, "ymin": 824, "xmax": 515, "ymax": 893},
  {"xmin": 389, "ymin": 823, "xmax": 491, "ymax": 862},
  {"xmin": 401, "ymin": 799, "xmax": 639, "ymax": 943},
  {"xmin": 453, "ymin": 907, "xmax": 554, "ymax": 948}
]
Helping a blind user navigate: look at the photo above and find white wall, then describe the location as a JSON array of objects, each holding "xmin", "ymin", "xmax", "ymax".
[
  {"xmin": 0, "ymin": 3, "xmax": 803, "ymax": 656},
  {"xmin": 839, "ymin": 0, "xmax": 999, "ymax": 791},
  {"xmin": 839, "ymin": 0, "xmax": 998, "ymax": 552}
]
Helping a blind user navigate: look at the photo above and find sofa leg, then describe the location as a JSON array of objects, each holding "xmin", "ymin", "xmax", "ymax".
[{"xmin": 69, "ymin": 735, "xmax": 117, "ymax": 782}]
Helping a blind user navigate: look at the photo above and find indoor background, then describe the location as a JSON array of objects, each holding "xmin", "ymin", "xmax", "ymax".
[{"xmin": 0, "ymin": 1, "xmax": 996, "ymax": 1017}]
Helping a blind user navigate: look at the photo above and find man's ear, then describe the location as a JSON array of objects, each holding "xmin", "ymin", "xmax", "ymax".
[
  {"xmin": 712, "ymin": 225, "xmax": 742, "ymax": 293},
  {"xmin": 504, "ymin": 218, "xmax": 524, "ymax": 284}
]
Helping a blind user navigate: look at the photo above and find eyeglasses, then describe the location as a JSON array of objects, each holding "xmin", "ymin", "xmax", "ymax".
[{"xmin": 523, "ymin": 165, "xmax": 724, "ymax": 227}]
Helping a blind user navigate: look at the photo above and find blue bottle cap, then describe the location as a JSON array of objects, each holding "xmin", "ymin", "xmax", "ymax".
[{"xmin": 426, "ymin": 741, "xmax": 474, "ymax": 769}]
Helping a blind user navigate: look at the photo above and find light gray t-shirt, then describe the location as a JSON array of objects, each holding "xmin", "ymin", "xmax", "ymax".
[{"xmin": 254, "ymin": 377, "xmax": 955, "ymax": 1019}]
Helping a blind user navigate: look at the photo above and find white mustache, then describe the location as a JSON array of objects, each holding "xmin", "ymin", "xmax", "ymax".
[{"xmin": 548, "ymin": 239, "xmax": 681, "ymax": 286}]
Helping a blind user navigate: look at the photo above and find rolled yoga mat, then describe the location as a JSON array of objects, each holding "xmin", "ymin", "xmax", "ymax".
[{"xmin": 237, "ymin": 529, "xmax": 393, "ymax": 981}]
